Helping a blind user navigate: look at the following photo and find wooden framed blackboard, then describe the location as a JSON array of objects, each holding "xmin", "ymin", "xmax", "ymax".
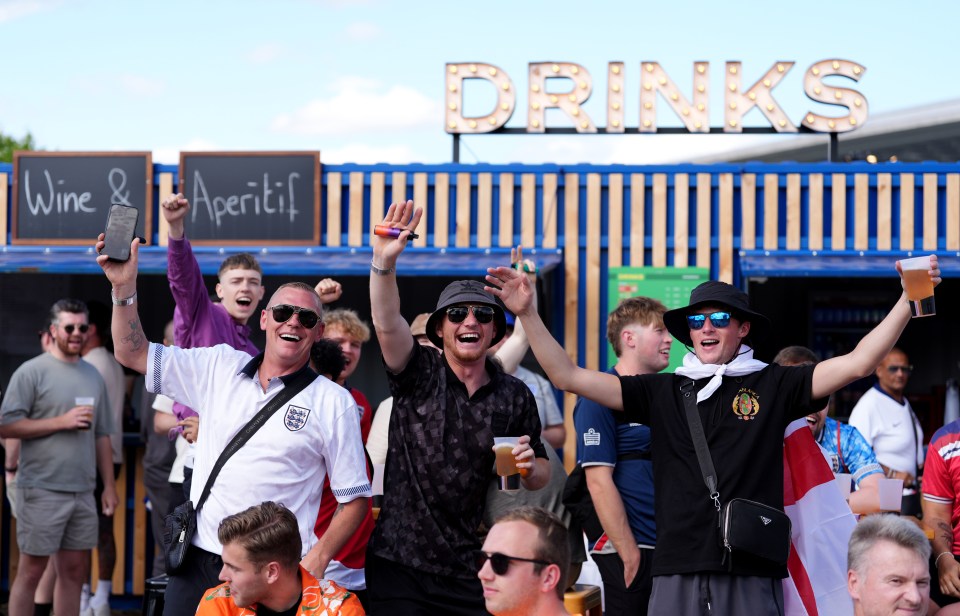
[
  {"xmin": 178, "ymin": 151, "xmax": 321, "ymax": 245},
  {"xmin": 12, "ymin": 151, "xmax": 153, "ymax": 245}
]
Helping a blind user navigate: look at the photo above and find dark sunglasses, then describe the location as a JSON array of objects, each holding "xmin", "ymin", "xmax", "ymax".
[
  {"xmin": 446, "ymin": 305, "xmax": 495, "ymax": 324},
  {"xmin": 63, "ymin": 324, "xmax": 90, "ymax": 334},
  {"xmin": 268, "ymin": 304, "xmax": 320, "ymax": 329},
  {"xmin": 886, "ymin": 365, "xmax": 913, "ymax": 374},
  {"xmin": 473, "ymin": 550, "xmax": 551, "ymax": 575},
  {"xmin": 686, "ymin": 311, "xmax": 732, "ymax": 330}
]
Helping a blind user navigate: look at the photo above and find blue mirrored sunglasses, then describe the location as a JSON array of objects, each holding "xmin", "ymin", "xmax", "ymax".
[{"xmin": 686, "ymin": 311, "xmax": 732, "ymax": 330}]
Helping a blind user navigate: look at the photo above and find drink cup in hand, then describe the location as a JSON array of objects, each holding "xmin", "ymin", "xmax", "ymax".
[
  {"xmin": 899, "ymin": 256, "xmax": 936, "ymax": 317},
  {"xmin": 74, "ymin": 397, "xmax": 95, "ymax": 430},
  {"xmin": 493, "ymin": 436, "xmax": 521, "ymax": 491}
]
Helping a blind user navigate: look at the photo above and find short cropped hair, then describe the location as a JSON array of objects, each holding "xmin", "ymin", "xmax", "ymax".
[
  {"xmin": 495, "ymin": 506, "xmax": 570, "ymax": 600},
  {"xmin": 218, "ymin": 253, "xmax": 262, "ymax": 278},
  {"xmin": 50, "ymin": 299, "xmax": 88, "ymax": 324},
  {"xmin": 773, "ymin": 345, "xmax": 819, "ymax": 367},
  {"xmin": 311, "ymin": 338, "xmax": 347, "ymax": 381},
  {"xmin": 848, "ymin": 514, "xmax": 931, "ymax": 576},
  {"xmin": 217, "ymin": 501, "xmax": 301, "ymax": 572},
  {"xmin": 606, "ymin": 297, "xmax": 667, "ymax": 357},
  {"xmin": 269, "ymin": 282, "xmax": 323, "ymax": 316},
  {"xmin": 324, "ymin": 309, "xmax": 371, "ymax": 343}
]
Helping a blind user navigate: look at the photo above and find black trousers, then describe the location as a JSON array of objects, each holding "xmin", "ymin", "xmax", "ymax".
[
  {"xmin": 162, "ymin": 544, "xmax": 223, "ymax": 616},
  {"xmin": 365, "ymin": 552, "xmax": 488, "ymax": 616},
  {"xmin": 593, "ymin": 548, "xmax": 655, "ymax": 616}
]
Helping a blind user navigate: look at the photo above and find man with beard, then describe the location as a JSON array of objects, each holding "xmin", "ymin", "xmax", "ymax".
[
  {"xmin": 0, "ymin": 299, "xmax": 119, "ymax": 616},
  {"xmin": 366, "ymin": 200, "xmax": 550, "ymax": 615},
  {"xmin": 774, "ymin": 346, "xmax": 883, "ymax": 515},
  {"xmin": 485, "ymin": 257, "xmax": 939, "ymax": 616}
]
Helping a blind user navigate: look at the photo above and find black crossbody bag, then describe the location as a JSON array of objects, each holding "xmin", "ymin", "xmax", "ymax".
[
  {"xmin": 162, "ymin": 369, "xmax": 317, "ymax": 574},
  {"xmin": 680, "ymin": 378, "xmax": 792, "ymax": 569}
]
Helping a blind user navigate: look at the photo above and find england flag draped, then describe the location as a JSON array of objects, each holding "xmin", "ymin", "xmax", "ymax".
[{"xmin": 782, "ymin": 418, "xmax": 857, "ymax": 616}]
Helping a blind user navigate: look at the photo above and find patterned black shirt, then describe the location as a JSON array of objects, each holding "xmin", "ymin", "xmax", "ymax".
[{"xmin": 369, "ymin": 343, "xmax": 546, "ymax": 577}]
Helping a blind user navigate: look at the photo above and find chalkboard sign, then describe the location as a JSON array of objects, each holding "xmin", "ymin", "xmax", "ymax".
[
  {"xmin": 178, "ymin": 151, "xmax": 320, "ymax": 245},
  {"xmin": 12, "ymin": 151, "xmax": 152, "ymax": 245}
]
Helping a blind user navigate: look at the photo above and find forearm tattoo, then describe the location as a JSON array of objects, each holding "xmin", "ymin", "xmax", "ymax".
[{"xmin": 121, "ymin": 317, "xmax": 145, "ymax": 351}]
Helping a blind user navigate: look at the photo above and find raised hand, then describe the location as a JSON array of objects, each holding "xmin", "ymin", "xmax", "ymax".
[
  {"xmin": 485, "ymin": 265, "xmax": 535, "ymax": 317},
  {"xmin": 160, "ymin": 193, "xmax": 190, "ymax": 239},
  {"xmin": 371, "ymin": 200, "xmax": 422, "ymax": 270}
]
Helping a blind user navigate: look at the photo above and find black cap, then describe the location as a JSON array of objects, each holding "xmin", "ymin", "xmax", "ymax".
[
  {"xmin": 425, "ymin": 280, "xmax": 506, "ymax": 348},
  {"xmin": 662, "ymin": 280, "xmax": 771, "ymax": 347}
]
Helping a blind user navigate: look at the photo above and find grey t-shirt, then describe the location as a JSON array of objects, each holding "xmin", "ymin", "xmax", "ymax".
[{"xmin": 1, "ymin": 353, "xmax": 112, "ymax": 492}]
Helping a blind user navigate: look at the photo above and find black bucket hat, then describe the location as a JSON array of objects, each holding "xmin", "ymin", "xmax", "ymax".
[
  {"xmin": 425, "ymin": 280, "xmax": 506, "ymax": 349},
  {"xmin": 662, "ymin": 280, "xmax": 771, "ymax": 347}
]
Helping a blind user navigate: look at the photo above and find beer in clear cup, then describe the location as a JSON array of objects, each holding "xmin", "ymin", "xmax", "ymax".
[
  {"xmin": 898, "ymin": 256, "xmax": 935, "ymax": 317},
  {"xmin": 74, "ymin": 397, "xmax": 95, "ymax": 430},
  {"xmin": 493, "ymin": 436, "xmax": 521, "ymax": 491}
]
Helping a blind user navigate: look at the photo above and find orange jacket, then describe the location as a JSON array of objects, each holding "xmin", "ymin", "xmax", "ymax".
[{"xmin": 196, "ymin": 566, "xmax": 364, "ymax": 615}]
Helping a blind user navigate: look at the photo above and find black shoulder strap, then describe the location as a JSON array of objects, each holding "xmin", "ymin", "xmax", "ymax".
[
  {"xmin": 194, "ymin": 368, "xmax": 317, "ymax": 512},
  {"xmin": 680, "ymin": 378, "xmax": 721, "ymax": 512}
]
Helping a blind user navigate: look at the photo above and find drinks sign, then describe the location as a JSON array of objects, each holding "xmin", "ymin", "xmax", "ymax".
[{"xmin": 445, "ymin": 60, "xmax": 867, "ymax": 135}]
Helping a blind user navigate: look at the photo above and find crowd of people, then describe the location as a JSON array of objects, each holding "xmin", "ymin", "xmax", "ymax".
[{"xmin": 0, "ymin": 195, "xmax": 949, "ymax": 616}]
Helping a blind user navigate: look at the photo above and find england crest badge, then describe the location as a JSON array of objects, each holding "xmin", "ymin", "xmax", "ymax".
[{"xmin": 283, "ymin": 405, "xmax": 311, "ymax": 431}]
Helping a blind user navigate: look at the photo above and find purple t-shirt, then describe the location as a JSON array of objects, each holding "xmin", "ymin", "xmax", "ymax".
[{"xmin": 168, "ymin": 236, "xmax": 259, "ymax": 420}]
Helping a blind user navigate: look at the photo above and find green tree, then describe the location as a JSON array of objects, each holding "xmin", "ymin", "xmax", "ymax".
[{"xmin": 0, "ymin": 130, "xmax": 36, "ymax": 162}]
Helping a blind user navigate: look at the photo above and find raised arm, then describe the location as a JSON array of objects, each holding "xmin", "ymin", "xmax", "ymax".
[
  {"xmin": 485, "ymin": 266, "xmax": 623, "ymax": 410},
  {"xmin": 369, "ymin": 200, "xmax": 422, "ymax": 373},
  {"xmin": 493, "ymin": 248, "xmax": 537, "ymax": 374},
  {"xmin": 812, "ymin": 255, "xmax": 940, "ymax": 399},
  {"xmin": 95, "ymin": 234, "xmax": 149, "ymax": 374}
]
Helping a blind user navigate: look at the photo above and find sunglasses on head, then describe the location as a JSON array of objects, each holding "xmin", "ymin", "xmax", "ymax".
[
  {"xmin": 473, "ymin": 550, "xmax": 551, "ymax": 575},
  {"xmin": 686, "ymin": 311, "xmax": 732, "ymax": 330},
  {"xmin": 446, "ymin": 305, "xmax": 495, "ymax": 324},
  {"xmin": 268, "ymin": 304, "xmax": 320, "ymax": 329},
  {"xmin": 886, "ymin": 365, "xmax": 913, "ymax": 374},
  {"xmin": 63, "ymin": 324, "xmax": 90, "ymax": 334}
]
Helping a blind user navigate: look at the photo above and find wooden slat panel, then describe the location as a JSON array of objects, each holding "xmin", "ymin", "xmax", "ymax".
[
  {"xmin": 563, "ymin": 172, "xmax": 580, "ymax": 470},
  {"xmin": 718, "ymin": 173, "xmax": 734, "ymax": 283},
  {"xmin": 831, "ymin": 173, "xmax": 846, "ymax": 250},
  {"xmin": 348, "ymin": 172, "xmax": 365, "ymax": 246},
  {"xmin": 132, "ymin": 448, "xmax": 148, "ymax": 595},
  {"xmin": 456, "ymin": 172, "xmax": 472, "ymax": 247},
  {"xmin": 808, "ymin": 173, "xmax": 824, "ymax": 251},
  {"xmin": 325, "ymin": 172, "xmax": 342, "ymax": 247},
  {"xmin": 391, "ymin": 171, "xmax": 407, "ymax": 203},
  {"xmin": 369, "ymin": 172, "xmax": 386, "ymax": 229},
  {"xmin": 608, "ymin": 174, "xmax": 624, "ymax": 268},
  {"xmin": 786, "ymin": 173, "xmax": 801, "ymax": 250},
  {"xmin": 542, "ymin": 173, "xmax": 558, "ymax": 248},
  {"xmin": 923, "ymin": 173, "xmax": 938, "ymax": 251},
  {"xmin": 157, "ymin": 172, "xmax": 174, "ymax": 246},
  {"xmin": 948, "ymin": 174, "xmax": 960, "ymax": 251},
  {"xmin": 900, "ymin": 174, "xmax": 915, "ymax": 250},
  {"xmin": 876, "ymin": 173, "xmax": 892, "ymax": 250},
  {"xmin": 521, "ymin": 174, "xmax": 537, "ymax": 248},
  {"xmin": 629, "ymin": 173, "xmax": 645, "ymax": 267},
  {"xmin": 652, "ymin": 174, "xmax": 667, "ymax": 267},
  {"xmin": 413, "ymin": 173, "xmax": 428, "ymax": 248},
  {"xmin": 476, "ymin": 173, "xmax": 493, "ymax": 247},
  {"xmin": 854, "ymin": 173, "xmax": 869, "ymax": 250},
  {"xmin": 696, "ymin": 172, "xmax": 711, "ymax": 268},
  {"xmin": 0, "ymin": 173, "xmax": 6, "ymax": 245},
  {"xmin": 586, "ymin": 174, "xmax": 602, "ymax": 371},
  {"xmin": 740, "ymin": 174, "xmax": 757, "ymax": 250},
  {"xmin": 763, "ymin": 173, "xmax": 779, "ymax": 250},
  {"xmin": 434, "ymin": 173, "xmax": 450, "ymax": 248},
  {"xmin": 498, "ymin": 173, "xmax": 514, "ymax": 247},
  {"xmin": 673, "ymin": 174, "xmax": 689, "ymax": 267}
]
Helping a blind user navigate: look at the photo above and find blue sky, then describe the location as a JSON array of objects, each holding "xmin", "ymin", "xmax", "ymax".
[{"xmin": 0, "ymin": 0, "xmax": 956, "ymax": 165}]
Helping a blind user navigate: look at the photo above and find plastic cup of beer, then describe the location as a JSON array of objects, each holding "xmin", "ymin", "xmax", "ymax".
[
  {"xmin": 877, "ymin": 477, "xmax": 904, "ymax": 514},
  {"xmin": 834, "ymin": 473, "xmax": 853, "ymax": 500},
  {"xmin": 74, "ymin": 397, "xmax": 95, "ymax": 430},
  {"xmin": 493, "ymin": 436, "xmax": 521, "ymax": 491},
  {"xmin": 899, "ymin": 256, "xmax": 935, "ymax": 317}
]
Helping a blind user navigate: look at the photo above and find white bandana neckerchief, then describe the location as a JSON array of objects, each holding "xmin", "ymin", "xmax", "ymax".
[{"xmin": 674, "ymin": 345, "xmax": 768, "ymax": 403}]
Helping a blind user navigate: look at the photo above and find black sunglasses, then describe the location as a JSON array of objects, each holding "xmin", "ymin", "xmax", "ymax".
[
  {"xmin": 473, "ymin": 550, "xmax": 551, "ymax": 575},
  {"xmin": 268, "ymin": 304, "xmax": 320, "ymax": 329},
  {"xmin": 63, "ymin": 324, "xmax": 90, "ymax": 334},
  {"xmin": 686, "ymin": 311, "xmax": 732, "ymax": 330},
  {"xmin": 886, "ymin": 365, "xmax": 913, "ymax": 374},
  {"xmin": 446, "ymin": 305, "xmax": 495, "ymax": 324}
]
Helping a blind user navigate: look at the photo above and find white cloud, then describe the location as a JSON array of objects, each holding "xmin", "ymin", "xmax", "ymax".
[
  {"xmin": 0, "ymin": 0, "xmax": 58, "ymax": 23},
  {"xmin": 342, "ymin": 21, "xmax": 381, "ymax": 42},
  {"xmin": 271, "ymin": 77, "xmax": 440, "ymax": 136},
  {"xmin": 246, "ymin": 43, "xmax": 285, "ymax": 66},
  {"xmin": 321, "ymin": 142, "xmax": 419, "ymax": 164}
]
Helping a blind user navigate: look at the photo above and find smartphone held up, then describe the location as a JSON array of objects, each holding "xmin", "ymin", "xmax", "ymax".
[{"xmin": 101, "ymin": 204, "xmax": 139, "ymax": 262}]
